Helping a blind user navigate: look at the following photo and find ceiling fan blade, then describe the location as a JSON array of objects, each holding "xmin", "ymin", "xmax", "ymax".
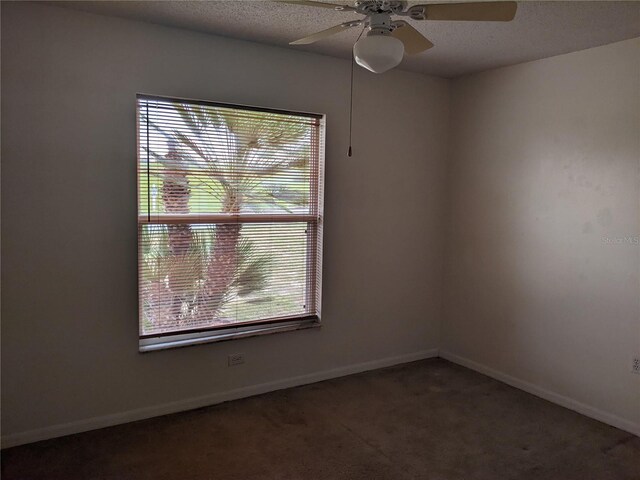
[
  {"xmin": 419, "ymin": 1, "xmax": 517, "ymax": 22},
  {"xmin": 277, "ymin": 1, "xmax": 355, "ymax": 11},
  {"xmin": 391, "ymin": 21, "xmax": 434, "ymax": 55},
  {"xmin": 290, "ymin": 21, "xmax": 361, "ymax": 45}
]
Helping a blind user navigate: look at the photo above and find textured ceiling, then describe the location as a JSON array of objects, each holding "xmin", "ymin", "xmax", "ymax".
[{"xmin": 55, "ymin": 1, "xmax": 640, "ymax": 78}]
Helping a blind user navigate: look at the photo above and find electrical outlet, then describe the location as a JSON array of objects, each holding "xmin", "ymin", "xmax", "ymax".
[
  {"xmin": 632, "ymin": 355, "xmax": 640, "ymax": 375},
  {"xmin": 228, "ymin": 353, "xmax": 245, "ymax": 366}
]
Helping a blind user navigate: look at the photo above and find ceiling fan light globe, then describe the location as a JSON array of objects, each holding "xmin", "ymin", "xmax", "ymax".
[{"xmin": 353, "ymin": 34, "xmax": 404, "ymax": 74}]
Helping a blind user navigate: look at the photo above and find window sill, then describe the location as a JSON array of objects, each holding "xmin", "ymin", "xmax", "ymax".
[{"xmin": 139, "ymin": 317, "xmax": 320, "ymax": 352}]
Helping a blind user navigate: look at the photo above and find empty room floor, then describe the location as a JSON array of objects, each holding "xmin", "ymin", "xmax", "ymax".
[{"xmin": 2, "ymin": 358, "xmax": 638, "ymax": 480}]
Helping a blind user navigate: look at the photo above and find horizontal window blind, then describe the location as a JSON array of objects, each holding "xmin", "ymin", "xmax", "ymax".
[{"xmin": 137, "ymin": 95, "xmax": 324, "ymax": 340}]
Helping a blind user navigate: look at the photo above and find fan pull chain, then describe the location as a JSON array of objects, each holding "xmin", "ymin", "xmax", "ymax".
[
  {"xmin": 348, "ymin": 27, "xmax": 365, "ymax": 157},
  {"xmin": 348, "ymin": 53, "xmax": 355, "ymax": 157}
]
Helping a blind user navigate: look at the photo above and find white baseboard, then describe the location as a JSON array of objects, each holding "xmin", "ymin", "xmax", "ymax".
[
  {"xmin": 439, "ymin": 350, "xmax": 640, "ymax": 438},
  {"xmin": 1, "ymin": 348, "xmax": 439, "ymax": 449}
]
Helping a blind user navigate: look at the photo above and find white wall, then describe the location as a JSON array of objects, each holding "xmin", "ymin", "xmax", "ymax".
[
  {"xmin": 0, "ymin": 3, "xmax": 449, "ymax": 445},
  {"xmin": 442, "ymin": 38, "xmax": 640, "ymax": 434}
]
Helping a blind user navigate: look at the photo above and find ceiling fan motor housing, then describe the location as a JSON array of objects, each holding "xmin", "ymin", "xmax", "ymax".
[
  {"xmin": 355, "ymin": 0, "xmax": 406, "ymax": 15},
  {"xmin": 367, "ymin": 12, "xmax": 394, "ymax": 33}
]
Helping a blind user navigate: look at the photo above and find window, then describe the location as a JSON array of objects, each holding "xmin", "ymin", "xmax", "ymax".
[{"xmin": 137, "ymin": 95, "xmax": 324, "ymax": 351}]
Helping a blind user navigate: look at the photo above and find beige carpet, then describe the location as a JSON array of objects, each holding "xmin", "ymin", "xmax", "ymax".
[{"xmin": 2, "ymin": 358, "xmax": 639, "ymax": 479}]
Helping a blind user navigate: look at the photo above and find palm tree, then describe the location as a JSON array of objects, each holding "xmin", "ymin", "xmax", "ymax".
[{"xmin": 141, "ymin": 103, "xmax": 311, "ymax": 332}]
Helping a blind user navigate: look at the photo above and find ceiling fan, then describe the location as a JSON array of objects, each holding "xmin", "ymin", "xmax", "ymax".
[{"xmin": 281, "ymin": 1, "xmax": 518, "ymax": 73}]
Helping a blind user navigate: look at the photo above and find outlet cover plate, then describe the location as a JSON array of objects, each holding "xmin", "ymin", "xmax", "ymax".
[
  {"xmin": 632, "ymin": 355, "xmax": 640, "ymax": 375},
  {"xmin": 228, "ymin": 354, "xmax": 245, "ymax": 366}
]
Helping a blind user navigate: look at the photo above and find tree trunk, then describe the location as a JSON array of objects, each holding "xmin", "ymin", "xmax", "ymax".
[
  {"xmin": 197, "ymin": 189, "xmax": 242, "ymax": 323},
  {"xmin": 161, "ymin": 144, "xmax": 193, "ymax": 324}
]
